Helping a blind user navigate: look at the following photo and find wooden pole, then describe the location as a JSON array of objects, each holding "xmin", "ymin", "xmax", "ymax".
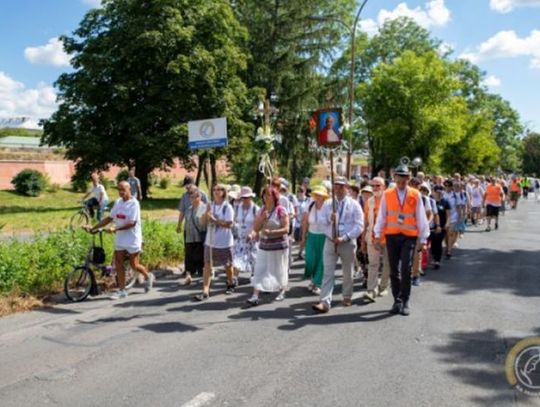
[
  {"xmin": 206, "ymin": 154, "xmax": 213, "ymax": 270},
  {"xmin": 330, "ymin": 150, "xmax": 337, "ymax": 253}
]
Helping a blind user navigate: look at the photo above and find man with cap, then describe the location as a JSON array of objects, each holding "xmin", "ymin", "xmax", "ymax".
[
  {"xmin": 312, "ymin": 176, "xmax": 364, "ymax": 313},
  {"xmin": 373, "ymin": 163, "xmax": 430, "ymax": 316},
  {"xmin": 362, "ymin": 177, "xmax": 390, "ymax": 302},
  {"xmin": 176, "ymin": 175, "xmax": 209, "ymax": 282}
]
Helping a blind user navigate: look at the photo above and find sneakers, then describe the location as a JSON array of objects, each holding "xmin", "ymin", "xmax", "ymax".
[
  {"xmin": 144, "ymin": 273, "xmax": 155, "ymax": 293},
  {"xmin": 412, "ymin": 277, "xmax": 421, "ymax": 286},
  {"xmin": 342, "ymin": 298, "xmax": 353, "ymax": 307},
  {"xmin": 485, "ymin": 226, "xmax": 491, "ymax": 232},
  {"xmin": 378, "ymin": 288, "xmax": 389, "ymax": 297},
  {"xmin": 111, "ymin": 289, "xmax": 128, "ymax": 300},
  {"xmin": 275, "ymin": 291, "xmax": 286, "ymax": 302},
  {"xmin": 312, "ymin": 286, "xmax": 321, "ymax": 295},
  {"xmin": 246, "ymin": 295, "xmax": 259, "ymax": 306},
  {"xmin": 225, "ymin": 284, "xmax": 235, "ymax": 295},
  {"xmin": 364, "ymin": 291, "xmax": 376, "ymax": 303},
  {"xmin": 193, "ymin": 292, "xmax": 209, "ymax": 302}
]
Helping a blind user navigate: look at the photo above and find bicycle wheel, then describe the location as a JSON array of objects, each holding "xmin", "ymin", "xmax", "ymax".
[
  {"xmin": 64, "ymin": 266, "xmax": 93, "ymax": 302},
  {"xmin": 70, "ymin": 211, "xmax": 89, "ymax": 231}
]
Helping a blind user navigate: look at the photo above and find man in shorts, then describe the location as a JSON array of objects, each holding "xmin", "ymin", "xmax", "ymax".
[
  {"xmin": 483, "ymin": 177, "xmax": 504, "ymax": 232},
  {"xmin": 86, "ymin": 181, "xmax": 154, "ymax": 299}
]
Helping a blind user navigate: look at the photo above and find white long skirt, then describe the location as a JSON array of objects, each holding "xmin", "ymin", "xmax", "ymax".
[{"xmin": 251, "ymin": 249, "xmax": 288, "ymax": 292}]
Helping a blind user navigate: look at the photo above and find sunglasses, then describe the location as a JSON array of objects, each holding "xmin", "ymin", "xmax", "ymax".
[{"xmin": 372, "ymin": 184, "xmax": 383, "ymax": 188}]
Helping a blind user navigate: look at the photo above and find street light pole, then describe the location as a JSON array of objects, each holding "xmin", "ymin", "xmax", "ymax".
[{"xmin": 346, "ymin": 0, "xmax": 369, "ymax": 180}]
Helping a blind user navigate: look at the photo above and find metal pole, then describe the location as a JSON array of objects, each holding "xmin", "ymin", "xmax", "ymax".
[{"xmin": 346, "ymin": 0, "xmax": 369, "ymax": 180}]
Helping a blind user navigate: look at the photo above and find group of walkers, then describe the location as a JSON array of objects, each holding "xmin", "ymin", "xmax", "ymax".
[{"xmin": 83, "ymin": 165, "xmax": 536, "ymax": 312}]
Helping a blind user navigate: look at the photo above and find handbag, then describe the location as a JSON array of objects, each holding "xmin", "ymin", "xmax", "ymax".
[{"xmin": 91, "ymin": 233, "xmax": 106, "ymax": 264}]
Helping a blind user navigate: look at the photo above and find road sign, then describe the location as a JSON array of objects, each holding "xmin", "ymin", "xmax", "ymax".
[{"xmin": 188, "ymin": 117, "xmax": 227, "ymax": 150}]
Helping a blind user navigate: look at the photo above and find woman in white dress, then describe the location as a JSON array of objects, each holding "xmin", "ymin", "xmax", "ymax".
[
  {"xmin": 247, "ymin": 186, "xmax": 289, "ymax": 306},
  {"xmin": 233, "ymin": 186, "xmax": 260, "ymax": 277}
]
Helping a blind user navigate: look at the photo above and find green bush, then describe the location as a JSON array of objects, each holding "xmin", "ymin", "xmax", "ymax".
[
  {"xmin": 148, "ymin": 173, "xmax": 159, "ymax": 186},
  {"xmin": 159, "ymin": 177, "xmax": 170, "ymax": 189},
  {"xmin": 116, "ymin": 169, "xmax": 129, "ymax": 183},
  {"xmin": 71, "ymin": 173, "xmax": 89, "ymax": 192},
  {"xmin": 11, "ymin": 169, "xmax": 48, "ymax": 197},
  {"xmin": 0, "ymin": 220, "xmax": 183, "ymax": 297}
]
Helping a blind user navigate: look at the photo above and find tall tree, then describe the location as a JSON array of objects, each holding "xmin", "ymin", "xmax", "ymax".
[
  {"xmin": 522, "ymin": 132, "xmax": 540, "ymax": 176},
  {"xmin": 358, "ymin": 50, "xmax": 468, "ymax": 172},
  {"xmin": 42, "ymin": 0, "xmax": 249, "ymax": 197},
  {"xmin": 233, "ymin": 0, "xmax": 356, "ymax": 191}
]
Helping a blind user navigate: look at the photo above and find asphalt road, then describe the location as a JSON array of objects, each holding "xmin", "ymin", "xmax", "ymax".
[{"xmin": 1, "ymin": 199, "xmax": 540, "ymax": 407}]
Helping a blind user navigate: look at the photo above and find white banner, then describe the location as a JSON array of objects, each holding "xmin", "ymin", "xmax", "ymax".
[{"xmin": 188, "ymin": 117, "xmax": 227, "ymax": 150}]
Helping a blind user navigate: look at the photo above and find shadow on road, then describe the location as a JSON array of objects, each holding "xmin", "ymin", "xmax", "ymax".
[
  {"xmin": 139, "ymin": 321, "xmax": 200, "ymax": 333},
  {"xmin": 431, "ymin": 328, "xmax": 540, "ymax": 405},
  {"xmin": 428, "ymin": 248, "xmax": 540, "ymax": 298}
]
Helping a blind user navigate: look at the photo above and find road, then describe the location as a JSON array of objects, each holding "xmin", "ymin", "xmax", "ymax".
[{"xmin": 1, "ymin": 199, "xmax": 540, "ymax": 406}]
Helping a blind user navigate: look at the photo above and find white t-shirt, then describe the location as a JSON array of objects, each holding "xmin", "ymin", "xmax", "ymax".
[
  {"xmin": 110, "ymin": 197, "xmax": 142, "ymax": 251},
  {"xmin": 205, "ymin": 202, "xmax": 234, "ymax": 249},
  {"xmin": 234, "ymin": 202, "xmax": 259, "ymax": 239},
  {"xmin": 90, "ymin": 184, "xmax": 109, "ymax": 203},
  {"xmin": 470, "ymin": 186, "xmax": 485, "ymax": 208}
]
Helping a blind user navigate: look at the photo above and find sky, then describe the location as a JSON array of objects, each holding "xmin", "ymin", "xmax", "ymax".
[{"xmin": 0, "ymin": 0, "xmax": 539, "ymax": 130}]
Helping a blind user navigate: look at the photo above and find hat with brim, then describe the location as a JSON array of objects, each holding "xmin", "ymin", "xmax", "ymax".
[
  {"xmin": 361, "ymin": 185, "xmax": 374, "ymax": 194},
  {"xmin": 312, "ymin": 185, "xmax": 329, "ymax": 198},
  {"xmin": 394, "ymin": 164, "xmax": 410, "ymax": 176},
  {"xmin": 228, "ymin": 184, "xmax": 241, "ymax": 200},
  {"xmin": 333, "ymin": 176, "xmax": 347, "ymax": 185},
  {"xmin": 240, "ymin": 186, "xmax": 255, "ymax": 198}
]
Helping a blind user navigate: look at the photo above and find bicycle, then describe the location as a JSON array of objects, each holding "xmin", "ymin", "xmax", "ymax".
[
  {"xmin": 69, "ymin": 201, "xmax": 109, "ymax": 230},
  {"xmin": 64, "ymin": 229, "xmax": 137, "ymax": 302}
]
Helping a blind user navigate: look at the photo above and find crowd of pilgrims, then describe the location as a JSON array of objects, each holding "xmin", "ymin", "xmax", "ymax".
[{"xmin": 176, "ymin": 171, "xmax": 536, "ymax": 309}]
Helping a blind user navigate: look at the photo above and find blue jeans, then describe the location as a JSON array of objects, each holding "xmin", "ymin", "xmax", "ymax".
[{"xmin": 85, "ymin": 198, "xmax": 108, "ymax": 221}]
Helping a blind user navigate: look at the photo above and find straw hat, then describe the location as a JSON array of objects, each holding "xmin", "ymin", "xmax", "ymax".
[{"xmin": 312, "ymin": 185, "xmax": 329, "ymax": 198}]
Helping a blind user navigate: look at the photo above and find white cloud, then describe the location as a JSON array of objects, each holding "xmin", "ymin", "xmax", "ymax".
[
  {"xmin": 459, "ymin": 30, "xmax": 540, "ymax": 69},
  {"xmin": 360, "ymin": 0, "xmax": 451, "ymax": 36},
  {"xmin": 82, "ymin": 0, "xmax": 102, "ymax": 7},
  {"xmin": 490, "ymin": 0, "xmax": 540, "ymax": 13},
  {"xmin": 0, "ymin": 72, "xmax": 57, "ymax": 128},
  {"xmin": 482, "ymin": 75, "xmax": 502, "ymax": 87},
  {"xmin": 24, "ymin": 37, "xmax": 71, "ymax": 67}
]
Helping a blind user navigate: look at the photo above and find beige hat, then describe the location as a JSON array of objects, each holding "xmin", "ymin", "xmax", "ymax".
[
  {"xmin": 240, "ymin": 186, "xmax": 255, "ymax": 198},
  {"xmin": 361, "ymin": 185, "xmax": 373, "ymax": 194},
  {"xmin": 228, "ymin": 184, "xmax": 241, "ymax": 200}
]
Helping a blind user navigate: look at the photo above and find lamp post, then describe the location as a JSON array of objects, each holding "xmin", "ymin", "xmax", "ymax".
[{"xmin": 346, "ymin": 0, "xmax": 369, "ymax": 180}]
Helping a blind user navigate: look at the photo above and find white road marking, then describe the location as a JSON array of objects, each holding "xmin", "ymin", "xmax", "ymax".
[{"xmin": 181, "ymin": 392, "xmax": 216, "ymax": 407}]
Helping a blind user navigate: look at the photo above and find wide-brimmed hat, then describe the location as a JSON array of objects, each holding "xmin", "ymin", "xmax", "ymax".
[
  {"xmin": 312, "ymin": 185, "xmax": 329, "ymax": 198},
  {"xmin": 419, "ymin": 182, "xmax": 431, "ymax": 195},
  {"xmin": 334, "ymin": 176, "xmax": 348, "ymax": 185},
  {"xmin": 240, "ymin": 186, "xmax": 255, "ymax": 198},
  {"xmin": 280, "ymin": 177, "xmax": 289, "ymax": 190},
  {"xmin": 361, "ymin": 185, "xmax": 374, "ymax": 194},
  {"xmin": 228, "ymin": 184, "xmax": 241, "ymax": 200}
]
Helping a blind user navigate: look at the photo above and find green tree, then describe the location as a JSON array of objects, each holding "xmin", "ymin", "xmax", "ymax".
[
  {"xmin": 233, "ymin": 0, "xmax": 356, "ymax": 191},
  {"xmin": 359, "ymin": 50, "xmax": 467, "ymax": 172},
  {"xmin": 522, "ymin": 132, "xmax": 540, "ymax": 176},
  {"xmin": 42, "ymin": 0, "xmax": 249, "ymax": 197}
]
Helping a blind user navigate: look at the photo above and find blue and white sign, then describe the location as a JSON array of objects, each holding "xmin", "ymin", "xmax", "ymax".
[{"xmin": 188, "ymin": 117, "xmax": 228, "ymax": 150}]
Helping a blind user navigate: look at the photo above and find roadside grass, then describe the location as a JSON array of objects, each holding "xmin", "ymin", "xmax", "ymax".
[{"xmin": 0, "ymin": 184, "xmax": 188, "ymax": 234}]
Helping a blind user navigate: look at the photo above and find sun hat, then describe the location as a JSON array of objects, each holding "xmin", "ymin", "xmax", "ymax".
[
  {"xmin": 361, "ymin": 185, "xmax": 373, "ymax": 194},
  {"xmin": 312, "ymin": 185, "xmax": 329, "ymax": 198},
  {"xmin": 240, "ymin": 186, "xmax": 255, "ymax": 198},
  {"xmin": 228, "ymin": 184, "xmax": 241, "ymax": 200}
]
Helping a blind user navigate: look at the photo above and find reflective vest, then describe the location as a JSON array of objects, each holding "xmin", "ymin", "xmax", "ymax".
[
  {"xmin": 485, "ymin": 184, "xmax": 502, "ymax": 205},
  {"xmin": 510, "ymin": 180, "xmax": 521, "ymax": 193},
  {"xmin": 365, "ymin": 195, "xmax": 385, "ymax": 244},
  {"xmin": 383, "ymin": 187, "xmax": 419, "ymax": 237}
]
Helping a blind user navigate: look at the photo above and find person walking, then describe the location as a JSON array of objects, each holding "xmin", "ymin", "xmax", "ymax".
[
  {"xmin": 373, "ymin": 164, "xmax": 430, "ymax": 316},
  {"xmin": 483, "ymin": 177, "xmax": 504, "ymax": 232},
  {"xmin": 127, "ymin": 168, "xmax": 143, "ymax": 201},
  {"xmin": 246, "ymin": 186, "xmax": 290, "ymax": 305},
  {"xmin": 85, "ymin": 181, "xmax": 154, "ymax": 299},
  {"xmin": 194, "ymin": 184, "xmax": 235, "ymax": 301},
  {"xmin": 232, "ymin": 187, "xmax": 259, "ymax": 278},
  {"xmin": 431, "ymin": 185, "xmax": 450, "ymax": 269},
  {"xmin": 302, "ymin": 186, "xmax": 329, "ymax": 295},
  {"xmin": 509, "ymin": 177, "xmax": 521, "ymax": 209},
  {"xmin": 362, "ymin": 177, "xmax": 390, "ymax": 303},
  {"xmin": 181, "ymin": 187, "xmax": 206, "ymax": 286},
  {"xmin": 312, "ymin": 176, "xmax": 364, "ymax": 313}
]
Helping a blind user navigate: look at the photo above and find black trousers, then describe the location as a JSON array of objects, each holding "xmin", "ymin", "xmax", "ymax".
[
  {"xmin": 386, "ymin": 234, "xmax": 417, "ymax": 304},
  {"xmin": 430, "ymin": 230, "xmax": 446, "ymax": 262}
]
